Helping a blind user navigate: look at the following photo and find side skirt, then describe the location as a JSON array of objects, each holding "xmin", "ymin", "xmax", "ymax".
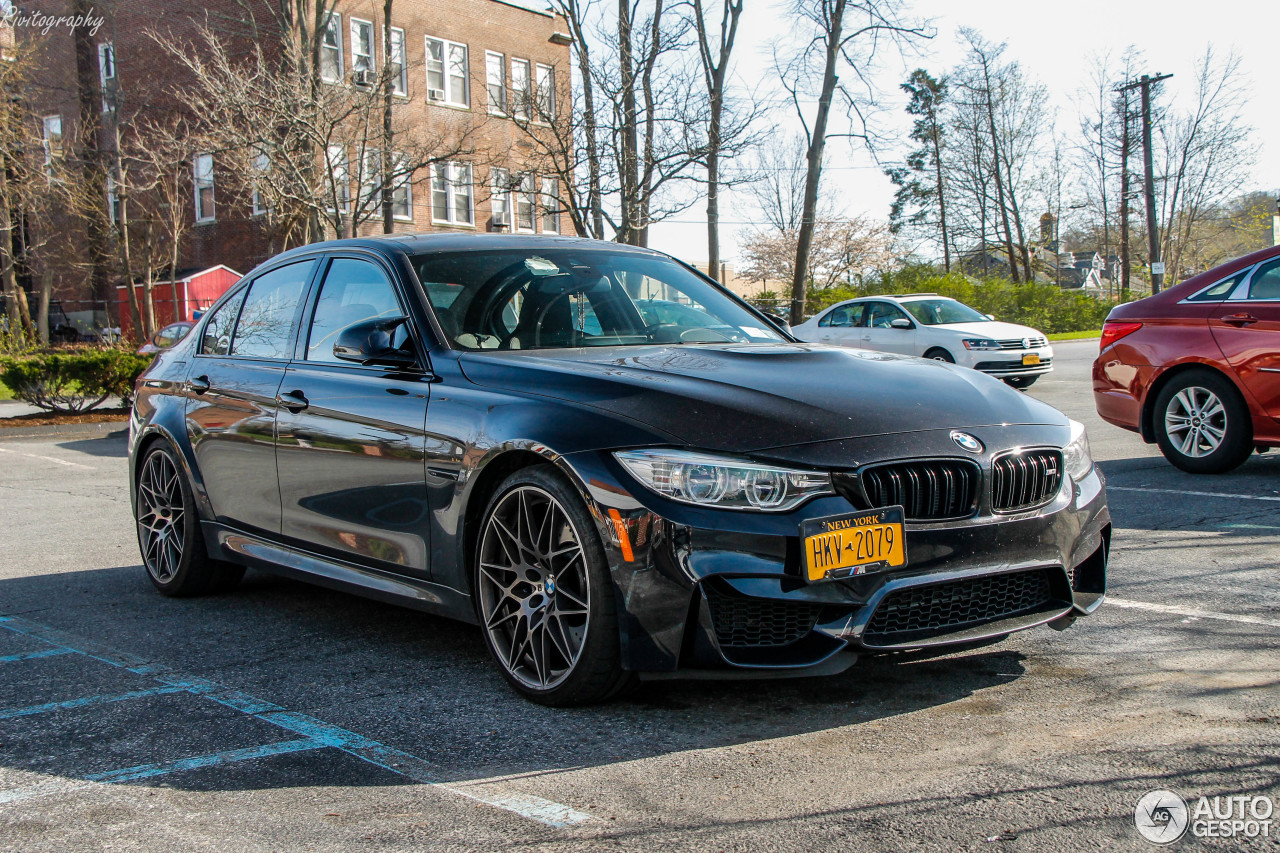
[{"xmin": 203, "ymin": 522, "xmax": 478, "ymax": 625}]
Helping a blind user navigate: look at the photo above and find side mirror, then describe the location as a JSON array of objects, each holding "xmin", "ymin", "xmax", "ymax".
[
  {"xmin": 985, "ymin": 313, "xmax": 995, "ymax": 321},
  {"xmin": 334, "ymin": 316, "xmax": 417, "ymax": 367},
  {"xmin": 890, "ymin": 318, "xmax": 913, "ymax": 330}
]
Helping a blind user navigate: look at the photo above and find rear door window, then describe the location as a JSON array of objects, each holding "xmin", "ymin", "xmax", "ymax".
[
  {"xmin": 1247, "ymin": 259, "xmax": 1280, "ymax": 300},
  {"xmin": 229, "ymin": 261, "xmax": 315, "ymax": 359}
]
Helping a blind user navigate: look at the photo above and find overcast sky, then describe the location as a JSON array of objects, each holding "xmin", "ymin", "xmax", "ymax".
[{"xmin": 647, "ymin": 0, "xmax": 1278, "ymax": 265}]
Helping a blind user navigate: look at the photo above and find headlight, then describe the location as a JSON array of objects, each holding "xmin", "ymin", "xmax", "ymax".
[
  {"xmin": 614, "ymin": 449, "xmax": 834, "ymax": 511},
  {"xmin": 962, "ymin": 338, "xmax": 1000, "ymax": 350},
  {"xmin": 1062, "ymin": 419, "xmax": 1092, "ymax": 481}
]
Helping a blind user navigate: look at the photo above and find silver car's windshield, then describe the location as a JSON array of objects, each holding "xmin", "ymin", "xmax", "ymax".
[{"xmin": 411, "ymin": 249, "xmax": 786, "ymax": 350}]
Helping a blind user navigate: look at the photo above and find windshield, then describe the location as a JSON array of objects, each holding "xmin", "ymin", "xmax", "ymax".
[
  {"xmin": 410, "ymin": 249, "xmax": 786, "ymax": 350},
  {"xmin": 901, "ymin": 298, "xmax": 988, "ymax": 326}
]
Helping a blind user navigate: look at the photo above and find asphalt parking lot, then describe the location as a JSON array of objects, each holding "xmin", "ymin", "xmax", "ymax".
[{"xmin": 1, "ymin": 339, "xmax": 1278, "ymax": 852}]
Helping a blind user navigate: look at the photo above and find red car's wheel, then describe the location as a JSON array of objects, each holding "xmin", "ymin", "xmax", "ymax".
[{"xmin": 1152, "ymin": 370, "xmax": 1253, "ymax": 474}]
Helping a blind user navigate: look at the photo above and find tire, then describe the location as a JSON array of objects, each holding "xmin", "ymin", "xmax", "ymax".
[
  {"xmin": 1152, "ymin": 369, "xmax": 1253, "ymax": 474},
  {"xmin": 135, "ymin": 444, "xmax": 245, "ymax": 596},
  {"xmin": 1003, "ymin": 375, "xmax": 1038, "ymax": 389},
  {"xmin": 923, "ymin": 348, "xmax": 954, "ymax": 363},
  {"xmin": 474, "ymin": 465, "xmax": 629, "ymax": 706}
]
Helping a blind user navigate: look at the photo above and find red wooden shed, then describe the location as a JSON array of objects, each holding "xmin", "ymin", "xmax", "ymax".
[{"xmin": 116, "ymin": 265, "xmax": 242, "ymax": 338}]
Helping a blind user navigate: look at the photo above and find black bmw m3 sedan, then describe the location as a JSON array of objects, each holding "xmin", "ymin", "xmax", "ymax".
[{"xmin": 129, "ymin": 234, "xmax": 1109, "ymax": 705}]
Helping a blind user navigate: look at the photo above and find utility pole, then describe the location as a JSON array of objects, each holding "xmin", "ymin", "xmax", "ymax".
[
  {"xmin": 1118, "ymin": 72, "xmax": 1172, "ymax": 292},
  {"xmin": 1118, "ymin": 88, "xmax": 1130, "ymax": 300}
]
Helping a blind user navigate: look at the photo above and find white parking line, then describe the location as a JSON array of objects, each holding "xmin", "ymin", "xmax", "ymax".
[
  {"xmin": 1107, "ymin": 597, "xmax": 1280, "ymax": 629},
  {"xmin": 1108, "ymin": 486, "xmax": 1280, "ymax": 503},
  {"xmin": 0, "ymin": 446, "xmax": 95, "ymax": 471}
]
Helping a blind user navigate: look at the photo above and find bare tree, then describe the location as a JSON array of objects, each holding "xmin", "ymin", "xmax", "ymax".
[
  {"xmin": 739, "ymin": 215, "xmax": 891, "ymax": 291},
  {"xmin": 777, "ymin": 0, "xmax": 926, "ymax": 320},
  {"xmin": 745, "ymin": 133, "xmax": 827, "ymax": 233},
  {"xmin": 1156, "ymin": 47, "xmax": 1254, "ymax": 280},
  {"xmin": 0, "ymin": 41, "xmax": 40, "ymax": 336}
]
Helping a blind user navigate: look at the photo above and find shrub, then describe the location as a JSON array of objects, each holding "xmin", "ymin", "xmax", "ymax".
[
  {"xmin": 0, "ymin": 347, "xmax": 153, "ymax": 413},
  {"xmin": 805, "ymin": 268, "xmax": 1112, "ymax": 334}
]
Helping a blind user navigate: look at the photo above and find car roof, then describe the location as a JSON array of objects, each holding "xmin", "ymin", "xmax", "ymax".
[
  {"xmin": 263, "ymin": 232, "xmax": 668, "ymax": 266},
  {"xmin": 827, "ymin": 293, "xmax": 953, "ymax": 308}
]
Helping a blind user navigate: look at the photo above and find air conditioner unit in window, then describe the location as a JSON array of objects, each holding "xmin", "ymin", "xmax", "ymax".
[
  {"xmin": 427, "ymin": 88, "xmax": 445, "ymax": 101},
  {"xmin": 491, "ymin": 211, "xmax": 509, "ymax": 228},
  {"xmin": 351, "ymin": 68, "xmax": 373, "ymax": 87}
]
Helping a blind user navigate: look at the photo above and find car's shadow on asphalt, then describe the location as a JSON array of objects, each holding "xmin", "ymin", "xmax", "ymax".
[
  {"xmin": 55, "ymin": 434, "xmax": 129, "ymax": 458},
  {"xmin": 0, "ymin": 563, "xmax": 1027, "ymax": 789}
]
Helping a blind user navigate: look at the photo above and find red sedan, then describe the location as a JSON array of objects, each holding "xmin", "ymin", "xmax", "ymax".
[{"xmin": 1093, "ymin": 245, "xmax": 1280, "ymax": 474}]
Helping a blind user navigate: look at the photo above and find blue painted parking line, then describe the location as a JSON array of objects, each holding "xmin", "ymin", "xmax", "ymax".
[
  {"xmin": 0, "ymin": 614, "xmax": 595, "ymax": 828},
  {"xmin": 0, "ymin": 685, "xmax": 189, "ymax": 720},
  {"xmin": 0, "ymin": 648, "xmax": 73, "ymax": 664}
]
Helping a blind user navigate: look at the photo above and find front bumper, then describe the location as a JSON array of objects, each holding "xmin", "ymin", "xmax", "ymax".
[
  {"xmin": 566, "ymin": 428, "xmax": 1108, "ymax": 675},
  {"xmin": 958, "ymin": 345, "xmax": 1054, "ymax": 378}
]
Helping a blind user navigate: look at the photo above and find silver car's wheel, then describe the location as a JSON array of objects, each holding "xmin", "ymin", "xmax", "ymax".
[
  {"xmin": 1163, "ymin": 386, "xmax": 1227, "ymax": 458},
  {"xmin": 478, "ymin": 485, "xmax": 591, "ymax": 691},
  {"xmin": 137, "ymin": 449, "xmax": 186, "ymax": 584}
]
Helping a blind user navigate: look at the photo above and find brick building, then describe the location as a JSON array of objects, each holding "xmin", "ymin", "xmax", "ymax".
[{"xmin": 22, "ymin": 0, "xmax": 571, "ymax": 333}]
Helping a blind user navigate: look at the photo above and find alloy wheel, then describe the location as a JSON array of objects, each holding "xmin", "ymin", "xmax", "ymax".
[
  {"xmin": 137, "ymin": 451, "xmax": 186, "ymax": 584},
  {"xmin": 477, "ymin": 485, "xmax": 591, "ymax": 691},
  {"xmin": 1164, "ymin": 386, "xmax": 1228, "ymax": 458}
]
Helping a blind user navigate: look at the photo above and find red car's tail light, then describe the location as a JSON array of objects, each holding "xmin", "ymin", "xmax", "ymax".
[{"xmin": 1099, "ymin": 321, "xmax": 1143, "ymax": 351}]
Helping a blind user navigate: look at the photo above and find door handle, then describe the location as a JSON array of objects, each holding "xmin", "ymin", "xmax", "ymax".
[
  {"xmin": 276, "ymin": 390, "xmax": 309, "ymax": 412},
  {"xmin": 188, "ymin": 375, "xmax": 211, "ymax": 394},
  {"xmin": 1223, "ymin": 313, "xmax": 1258, "ymax": 327}
]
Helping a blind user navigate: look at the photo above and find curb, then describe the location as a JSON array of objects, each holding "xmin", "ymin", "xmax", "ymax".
[{"xmin": 0, "ymin": 421, "xmax": 128, "ymax": 441}]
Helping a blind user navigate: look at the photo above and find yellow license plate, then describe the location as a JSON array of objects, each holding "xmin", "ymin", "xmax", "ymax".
[
  {"xmin": 802, "ymin": 506, "xmax": 906, "ymax": 583},
  {"xmin": 1022, "ymin": 353, "xmax": 1041, "ymax": 365}
]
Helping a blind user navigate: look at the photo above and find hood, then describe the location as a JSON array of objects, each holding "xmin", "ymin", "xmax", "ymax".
[
  {"xmin": 458, "ymin": 343, "xmax": 1068, "ymax": 454},
  {"xmin": 930, "ymin": 320, "xmax": 1045, "ymax": 340}
]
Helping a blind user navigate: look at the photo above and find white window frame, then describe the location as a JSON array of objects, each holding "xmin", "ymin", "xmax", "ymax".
[
  {"xmin": 490, "ymin": 167, "xmax": 511, "ymax": 229},
  {"xmin": 540, "ymin": 177, "xmax": 560, "ymax": 234},
  {"xmin": 485, "ymin": 51, "xmax": 506, "ymax": 116},
  {"xmin": 250, "ymin": 150, "xmax": 270, "ymax": 216},
  {"xmin": 535, "ymin": 63, "xmax": 555, "ymax": 121},
  {"xmin": 361, "ymin": 151, "xmax": 414, "ymax": 221},
  {"xmin": 425, "ymin": 36, "xmax": 468, "ymax": 107},
  {"xmin": 97, "ymin": 43, "xmax": 116, "ymax": 113},
  {"xmin": 41, "ymin": 115, "xmax": 63, "ymax": 172},
  {"xmin": 510, "ymin": 58, "xmax": 531, "ymax": 121},
  {"xmin": 431, "ymin": 162, "xmax": 473, "ymax": 225},
  {"xmin": 391, "ymin": 164, "xmax": 413, "ymax": 222},
  {"xmin": 326, "ymin": 145, "xmax": 350, "ymax": 214},
  {"xmin": 193, "ymin": 153, "xmax": 215, "ymax": 223},
  {"xmin": 388, "ymin": 27, "xmax": 407, "ymax": 96},
  {"xmin": 349, "ymin": 17, "xmax": 375, "ymax": 82},
  {"xmin": 320, "ymin": 13, "xmax": 344, "ymax": 84},
  {"xmin": 514, "ymin": 173, "xmax": 536, "ymax": 232}
]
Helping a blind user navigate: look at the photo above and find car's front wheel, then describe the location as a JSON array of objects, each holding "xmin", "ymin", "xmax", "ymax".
[
  {"xmin": 135, "ymin": 443, "xmax": 244, "ymax": 596},
  {"xmin": 1004, "ymin": 375, "xmax": 1038, "ymax": 389},
  {"xmin": 475, "ymin": 466, "xmax": 629, "ymax": 705},
  {"xmin": 1152, "ymin": 370, "xmax": 1253, "ymax": 474},
  {"xmin": 923, "ymin": 348, "xmax": 954, "ymax": 363}
]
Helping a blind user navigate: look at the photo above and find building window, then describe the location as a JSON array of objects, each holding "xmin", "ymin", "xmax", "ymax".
[
  {"xmin": 425, "ymin": 37, "xmax": 468, "ymax": 107},
  {"xmin": 97, "ymin": 43, "xmax": 116, "ymax": 112},
  {"xmin": 485, "ymin": 51, "xmax": 506, "ymax": 115},
  {"xmin": 540, "ymin": 177, "xmax": 560, "ymax": 234},
  {"xmin": 326, "ymin": 145, "xmax": 350, "ymax": 213},
  {"xmin": 510, "ymin": 58, "xmax": 531, "ymax": 120},
  {"xmin": 106, "ymin": 171, "xmax": 120, "ymax": 222},
  {"xmin": 431, "ymin": 162, "xmax": 473, "ymax": 225},
  {"xmin": 388, "ymin": 27, "xmax": 407, "ymax": 95},
  {"xmin": 490, "ymin": 167, "xmax": 511, "ymax": 228},
  {"xmin": 251, "ymin": 150, "xmax": 270, "ymax": 215},
  {"xmin": 360, "ymin": 151, "xmax": 413, "ymax": 220},
  {"xmin": 320, "ymin": 13, "xmax": 343, "ymax": 83},
  {"xmin": 193, "ymin": 153, "xmax": 215, "ymax": 222},
  {"xmin": 514, "ymin": 173, "xmax": 536, "ymax": 231},
  {"xmin": 41, "ymin": 115, "xmax": 63, "ymax": 172},
  {"xmin": 350, "ymin": 18, "xmax": 374, "ymax": 83},
  {"xmin": 535, "ymin": 64, "xmax": 555, "ymax": 120}
]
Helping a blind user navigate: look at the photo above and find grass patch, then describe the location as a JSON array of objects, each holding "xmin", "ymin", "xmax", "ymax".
[
  {"xmin": 1047, "ymin": 330, "xmax": 1102, "ymax": 341},
  {"xmin": 0, "ymin": 378, "xmax": 12, "ymax": 400}
]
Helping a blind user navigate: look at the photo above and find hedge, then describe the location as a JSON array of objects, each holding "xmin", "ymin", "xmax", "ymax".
[
  {"xmin": 0, "ymin": 347, "xmax": 153, "ymax": 413},
  {"xmin": 804, "ymin": 268, "xmax": 1114, "ymax": 334}
]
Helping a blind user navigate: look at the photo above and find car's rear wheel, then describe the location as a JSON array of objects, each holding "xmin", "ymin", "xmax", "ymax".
[
  {"xmin": 475, "ymin": 466, "xmax": 628, "ymax": 705},
  {"xmin": 1153, "ymin": 370, "xmax": 1253, "ymax": 474},
  {"xmin": 135, "ymin": 444, "xmax": 244, "ymax": 596},
  {"xmin": 923, "ymin": 348, "xmax": 954, "ymax": 363},
  {"xmin": 1003, "ymin": 375, "xmax": 1038, "ymax": 389}
]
